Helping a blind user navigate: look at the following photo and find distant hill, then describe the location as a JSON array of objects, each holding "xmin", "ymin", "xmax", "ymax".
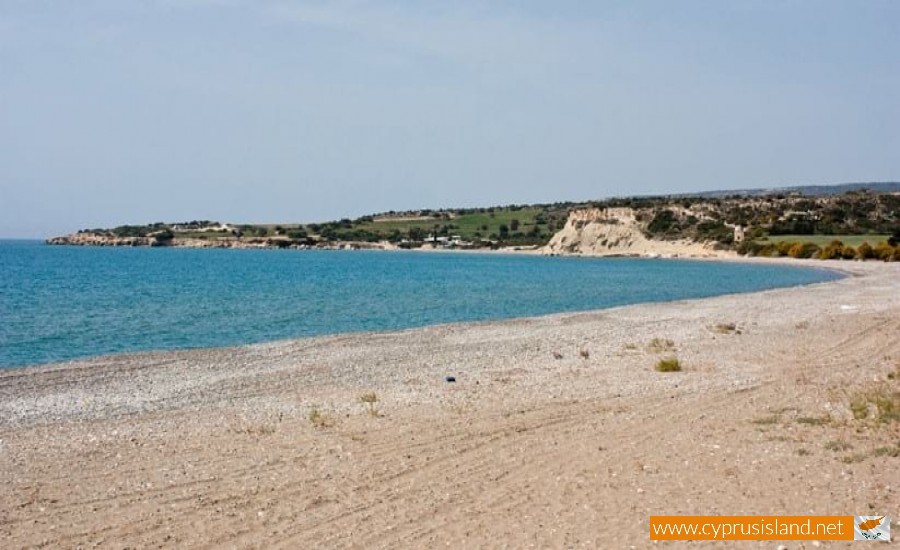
[
  {"xmin": 673, "ymin": 181, "xmax": 900, "ymax": 199},
  {"xmin": 50, "ymin": 181, "xmax": 899, "ymax": 252}
]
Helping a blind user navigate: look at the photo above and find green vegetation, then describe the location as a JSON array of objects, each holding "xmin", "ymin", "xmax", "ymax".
[
  {"xmin": 655, "ymin": 356, "xmax": 682, "ymax": 372},
  {"xmin": 872, "ymin": 445, "xmax": 900, "ymax": 458},
  {"xmin": 315, "ymin": 205, "xmax": 568, "ymax": 246},
  {"xmin": 751, "ymin": 414, "xmax": 780, "ymax": 425},
  {"xmin": 850, "ymin": 389, "xmax": 900, "ymax": 423},
  {"xmin": 796, "ymin": 415, "xmax": 831, "ymax": 426},
  {"xmin": 758, "ymin": 234, "xmax": 890, "ymax": 247},
  {"xmin": 739, "ymin": 236, "xmax": 900, "ymax": 261},
  {"xmin": 71, "ymin": 187, "xmax": 899, "ymax": 254}
]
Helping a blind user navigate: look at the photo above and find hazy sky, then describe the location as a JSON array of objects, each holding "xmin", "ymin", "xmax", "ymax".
[{"xmin": 1, "ymin": 1, "xmax": 898, "ymax": 237}]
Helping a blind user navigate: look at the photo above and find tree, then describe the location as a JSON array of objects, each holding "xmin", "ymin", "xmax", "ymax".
[
  {"xmin": 647, "ymin": 210, "xmax": 678, "ymax": 234},
  {"xmin": 498, "ymin": 224, "xmax": 509, "ymax": 238},
  {"xmin": 510, "ymin": 219, "xmax": 520, "ymax": 231},
  {"xmin": 889, "ymin": 229, "xmax": 900, "ymax": 247}
]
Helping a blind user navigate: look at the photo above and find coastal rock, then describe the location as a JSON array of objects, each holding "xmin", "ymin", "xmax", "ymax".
[
  {"xmin": 45, "ymin": 232, "xmax": 399, "ymax": 252},
  {"xmin": 46, "ymin": 232, "xmax": 156, "ymax": 247},
  {"xmin": 542, "ymin": 207, "xmax": 730, "ymax": 258}
]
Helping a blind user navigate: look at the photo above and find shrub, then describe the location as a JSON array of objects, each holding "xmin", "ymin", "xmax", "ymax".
[
  {"xmin": 776, "ymin": 241, "xmax": 794, "ymax": 257},
  {"xmin": 647, "ymin": 210, "xmax": 678, "ymax": 234},
  {"xmin": 757, "ymin": 244, "xmax": 777, "ymax": 257},
  {"xmin": 874, "ymin": 242, "xmax": 895, "ymax": 261},
  {"xmin": 736, "ymin": 240, "xmax": 758, "ymax": 256},
  {"xmin": 696, "ymin": 221, "xmax": 733, "ymax": 244},
  {"xmin": 787, "ymin": 242, "xmax": 821, "ymax": 259},
  {"xmin": 840, "ymin": 244, "xmax": 857, "ymax": 259},
  {"xmin": 856, "ymin": 242, "xmax": 875, "ymax": 260},
  {"xmin": 819, "ymin": 240, "xmax": 844, "ymax": 260},
  {"xmin": 655, "ymin": 356, "xmax": 682, "ymax": 372}
]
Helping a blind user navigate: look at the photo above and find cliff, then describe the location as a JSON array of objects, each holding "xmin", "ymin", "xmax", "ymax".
[{"xmin": 543, "ymin": 207, "xmax": 732, "ymax": 258}]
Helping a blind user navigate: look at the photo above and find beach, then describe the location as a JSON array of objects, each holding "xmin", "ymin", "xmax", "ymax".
[{"xmin": 1, "ymin": 258, "xmax": 898, "ymax": 548}]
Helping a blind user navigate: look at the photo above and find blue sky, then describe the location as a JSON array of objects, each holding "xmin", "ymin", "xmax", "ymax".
[{"xmin": 1, "ymin": 1, "xmax": 898, "ymax": 238}]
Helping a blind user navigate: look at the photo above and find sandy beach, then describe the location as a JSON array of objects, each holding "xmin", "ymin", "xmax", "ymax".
[{"xmin": 1, "ymin": 258, "xmax": 898, "ymax": 548}]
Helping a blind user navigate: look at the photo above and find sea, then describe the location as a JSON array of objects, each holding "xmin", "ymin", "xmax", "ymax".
[{"xmin": 0, "ymin": 240, "xmax": 841, "ymax": 369}]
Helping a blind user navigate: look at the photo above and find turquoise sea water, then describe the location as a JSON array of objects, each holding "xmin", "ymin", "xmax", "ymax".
[{"xmin": 0, "ymin": 240, "xmax": 841, "ymax": 368}]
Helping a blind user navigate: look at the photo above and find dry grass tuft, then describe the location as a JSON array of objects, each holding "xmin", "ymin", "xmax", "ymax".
[
  {"xmin": 231, "ymin": 424, "xmax": 276, "ymax": 436},
  {"xmin": 655, "ymin": 356, "xmax": 682, "ymax": 372},
  {"xmin": 824, "ymin": 440, "xmax": 852, "ymax": 452},
  {"xmin": 647, "ymin": 338, "xmax": 676, "ymax": 353},
  {"xmin": 308, "ymin": 406, "xmax": 334, "ymax": 428},
  {"xmin": 872, "ymin": 445, "xmax": 900, "ymax": 458},
  {"xmin": 850, "ymin": 389, "xmax": 900, "ymax": 423},
  {"xmin": 712, "ymin": 322, "xmax": 737, "ymax": 334},
  {"xmin": 359, "ymin": 391, "xmax": 380, "ymax": 417},
  {"xmin": 796, "ymin": 415, "xmax": 831, "ymax": 426},
  {"xmin": 840, "ymin": 453, "xmax": 868, "ymax": 464}
]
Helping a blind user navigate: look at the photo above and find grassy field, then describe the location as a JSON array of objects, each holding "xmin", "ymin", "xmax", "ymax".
[
  {"xmin": 759, "ymin": 234, "xmax": 890, "ymax": 247},
  {"xmin": 358, "ymin": 208, "xmax": 552, "ymax": 239},
  {"xmin": 312, "ymin": 206, "xmax": 571, "ymax": 244},
  {"xmin": 165, "ymin": 207, "xmax": 569, "ymax": 244}
]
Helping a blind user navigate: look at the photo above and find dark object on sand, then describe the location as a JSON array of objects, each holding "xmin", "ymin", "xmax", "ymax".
[{"xmin": 444, "ymin": 376, "xmax": 456, "ymax": 383}]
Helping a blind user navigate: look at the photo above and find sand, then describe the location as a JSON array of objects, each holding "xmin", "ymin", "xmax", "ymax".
[{"xmin": 1, "ymin": 258, "xmax": 898, "ymax": 548}]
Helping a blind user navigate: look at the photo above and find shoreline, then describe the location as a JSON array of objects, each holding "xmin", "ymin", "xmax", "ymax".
[
  {"xmin": 0, "ymin": 259, "xmax": 885, "ymax": 415},
  {"xmin": 1, "ymin": 257, "xmax": 897, "ymax": 547},
  {"xmin": 0, "ymin": 252, "xmax": 853, "ymax": 374}
]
